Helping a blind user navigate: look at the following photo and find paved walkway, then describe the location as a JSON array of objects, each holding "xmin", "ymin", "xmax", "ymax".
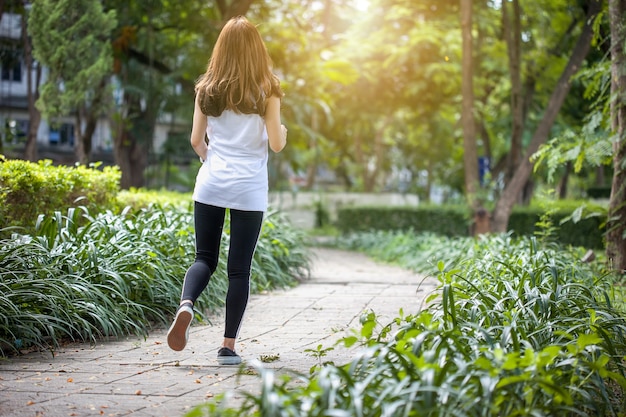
[{"xmin": 0, "ymin": 247, "xmax": 438, "ymax": 417}]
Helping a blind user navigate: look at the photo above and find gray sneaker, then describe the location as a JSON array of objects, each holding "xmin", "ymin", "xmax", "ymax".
[
  {"xmin": 217, "ymin": 347, "xmax": 242, "ymax": 365},
  {"xmin": 167, "ymin": 304, "xmax": 193, "ymax": 351}
]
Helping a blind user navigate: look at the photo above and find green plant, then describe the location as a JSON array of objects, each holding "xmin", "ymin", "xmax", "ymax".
[
  {"xmin": 304, "ymin": 344, "xmax": 335, "ymax": 373},
  {"xmin": 336, "ymin": 203, "xmax": 607, "ymax": 249},
  {"xmin": 0, "ymin": 204, "xmax": 311, "ymax": 356},
  {"xmin": 186, "ymin": 234, "xmax": 626, "ymax": 416},
  {"xmin": 0, "ymin": 158, "xmax": 120, "ymax": 234}
]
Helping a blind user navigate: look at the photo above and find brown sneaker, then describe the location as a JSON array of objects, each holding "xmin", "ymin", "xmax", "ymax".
[{"xmin": 167, "ymin": 304, "xmax": 193, "ymax": 351}]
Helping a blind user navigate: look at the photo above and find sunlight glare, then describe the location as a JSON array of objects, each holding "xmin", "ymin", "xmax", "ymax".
[{"xmin": 353, "ymin": 0, "xmax": 370, "ymax": 13}]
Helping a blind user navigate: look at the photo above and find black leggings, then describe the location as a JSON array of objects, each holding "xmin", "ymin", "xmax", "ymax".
[{"xmin": 181, "ymin": 202, "xmax": 263, "ymax": 339}]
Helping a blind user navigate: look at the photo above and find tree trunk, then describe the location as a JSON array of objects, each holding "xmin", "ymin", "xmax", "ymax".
[
  {"xmin": 306, "ymin": 111, "xmax": 319, "ymax": 188},
  {"xmin": 21, "ymin": 9, "xmax": 41, "ymax": 162},
  {"xmin": 114, "ymin": 127, "xmax": 147, "ymax": 189},
  {"xmin": 503, "ymin": 0, "xmax": 524, "ymax": 184},
  {"xmin": 491, "ymin": 0, "xmax": 601, "ymax": 232},
  {"xmin": 557, "ymin": 162, "xmax": 572, "ymax": 199},
  {"xmin": 461, "ymin": 0, "xmax": 478, "ymax": 206},
  {"xmin": 607, "ymin": 0, "xmax": 626, "ymax": 273},
  {"xmin": 595, "ymin": 165, "xmax": 605, "ymax": 186},
  {"xmin": 75, "ymin": 111, "xmax": 87, "ymax": 165}
]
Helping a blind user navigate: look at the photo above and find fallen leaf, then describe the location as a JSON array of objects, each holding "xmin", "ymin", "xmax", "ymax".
[
  {"xmin": 26, "ymin": 401, "xmax": 34, "ymax": 406},
  {"xmin": 67, "ymin": 378, "xmax": 74, "ymax": 383},
  {"xmin": 195, "ymin": 379, "xmax": 202, "ymax": 384}
]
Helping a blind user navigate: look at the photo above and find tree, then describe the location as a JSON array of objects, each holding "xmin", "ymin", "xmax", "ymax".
[
  {"xmin": 104, "ymin": 0, "xmax": 256, "ymax": 189},
  {"xmin": 607, "ymin": 0, "xmax": 626, "ymax": 272},
  {"xmin": 20, "ymin": 1, "xmax": 41, "ymax": 162},
  {"xmin": 501, "ymin": 0, "xmax": 523, "ymax": 186},
  {"xmin": 461, "ymin": 0, "xmax": 478, "ymax": 206},
  {"xmin": 28, "ymin": 0, "xmax": 116, "ymax": 164},
  {"xmin": 491, "ymin": 0, "xmax": 603, "ymax": 232}
]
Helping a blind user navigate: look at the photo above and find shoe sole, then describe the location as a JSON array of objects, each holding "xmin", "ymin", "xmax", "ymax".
[
  {"xmin": 167, "ymin": 309, "xmax": 192, "ymax": 351},
  {"xmin": 217, "ymin": 356, "xmax": 242, "ymax": 365}
]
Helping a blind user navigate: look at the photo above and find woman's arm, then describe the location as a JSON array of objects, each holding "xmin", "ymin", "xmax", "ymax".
[
  {"xmin": 190, "ymin": 94, "xmax": 208, "ymax": 161},
  {"xmin": 265, "ymin": 95, "xmax": 287, "ymax": 153}
]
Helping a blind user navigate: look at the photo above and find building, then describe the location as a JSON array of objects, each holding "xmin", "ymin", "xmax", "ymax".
[{"xmin": 0, "ymin": 10, "xmax": 186, "ymax": 167}]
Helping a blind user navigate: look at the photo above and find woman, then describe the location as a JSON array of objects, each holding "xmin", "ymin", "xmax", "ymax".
[{"xmin": 166, "ymin": 15, "xmax": 287, "ymax": 365}]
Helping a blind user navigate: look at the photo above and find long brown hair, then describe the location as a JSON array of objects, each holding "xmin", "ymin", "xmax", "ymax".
[{"xmin": 195, "ymin": 16, "xmax": 282, "ymax": 117}]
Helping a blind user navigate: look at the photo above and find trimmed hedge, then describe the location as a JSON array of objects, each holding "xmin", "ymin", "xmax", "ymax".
[
  {"xmin": 337, "ymin": 204, "xmax": 606, "ymax": 249},
  {"xmin": 336, "ymin": 205, "xmax": 469, "ymax": 237},
  {"xmin": 509, "ymin": 206, "xmax": 605, "ymax": 249},
  {"xmin": 0, "ymin": 157, "xmax": 120, "ymax": 233}
]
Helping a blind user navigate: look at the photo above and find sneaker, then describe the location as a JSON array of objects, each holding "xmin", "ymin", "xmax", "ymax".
[
  {"xmin": 217, "ymin": 347, "xmax": 242, "ymax": 365},
  {"xmin": 167, "ymin": 303, "xmax": 193, "ymax": 351}
]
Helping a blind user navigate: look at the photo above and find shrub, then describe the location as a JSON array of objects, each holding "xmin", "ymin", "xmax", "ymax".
[
  {"xmin": 0, "ymin": 205, "xmax": 310, "ymax": 356},
  {"xmin": 0, "ymin": 158, "xmax": 120, "ymax": 233},
  {"xmin": 116, "ymin": 188, "xmax": 194, "ymax": 212},
  {"xmin": 336, "ymin": 204, "xmax": 607, "ymax": 249},
  {"xmin": 188, "ymin": 235, "xmax": 626, "ymax": 416},
  {"xmin": 336, "ymin": 205, "xmax": 469, "ymax": 236}
]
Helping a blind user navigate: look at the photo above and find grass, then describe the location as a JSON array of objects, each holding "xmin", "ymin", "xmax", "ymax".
[{"xmin": 0, "ymin": 204, "xmax": 311, "ymax": 356}]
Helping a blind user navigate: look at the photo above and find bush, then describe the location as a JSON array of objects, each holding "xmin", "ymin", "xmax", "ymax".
[
  {"xmin": 337, "ymin": 203, "xmax": 607, "ymax": 249},
  {"xmin": 0, "ymin": 204, "xmax": 310, "ymax": 356},
  {"xmin": 117, "ymin": 188, "xmax": 194, "ymax": 212},
  {"xmin": 336, "ymin": 205, "xmax": 469, "ymax": 236},
  {"xmin": 189, "ymin": 234, "xmax": 626, "ymax": 416},
  {"xmin": 0, "ymin": 158, "xmax": 120, "ymax": 233},
  {"xmin": 509, "ymin": 206, "xmax": 605, "ymax": 249}
]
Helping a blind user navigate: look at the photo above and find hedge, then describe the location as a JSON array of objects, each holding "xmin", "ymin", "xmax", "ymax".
[
  {"xmin": 0, "ymin": 157, "xmax": 120, "ymax": 233},
  {"xmin": 337, "ymin": 204, "xmax": 606, "ymax": 249}
]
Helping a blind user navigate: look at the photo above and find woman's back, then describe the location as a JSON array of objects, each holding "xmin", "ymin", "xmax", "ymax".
[{"xmin": 192, "ymin": 110, "xmax": 269, "ymax": 212}]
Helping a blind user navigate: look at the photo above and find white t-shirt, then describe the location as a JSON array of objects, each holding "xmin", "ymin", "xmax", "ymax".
[{"xmin": 192, "ymin": 110, "xmax": 269, "ymax": 212}]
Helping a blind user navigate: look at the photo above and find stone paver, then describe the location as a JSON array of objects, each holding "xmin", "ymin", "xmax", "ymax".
[{"xmin": 0, "ymin": 247, "xmax": 438, "ymax": 417}]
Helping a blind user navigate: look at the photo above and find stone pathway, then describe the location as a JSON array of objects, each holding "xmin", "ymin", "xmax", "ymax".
[{"xmin": 0, "ymin": 247, "xmax": 438, "ymax": 417}]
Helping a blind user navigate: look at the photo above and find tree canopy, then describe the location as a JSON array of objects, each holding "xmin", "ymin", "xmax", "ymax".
[{"xmin": 18, "ymin": 0, "xmax": 626, "ymax": 268}]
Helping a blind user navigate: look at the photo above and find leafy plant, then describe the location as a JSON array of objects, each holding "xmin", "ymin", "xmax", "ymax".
[
  {"xmin": 0, "ymin": 204, "xmax": 310, "ymax": 356},
  {"xmin": 304, "ymin": 344, "xmax": 335, "ymax": 373},
  {"xmin": 187, "ymin": 234, "xmax": 626, "ymax": 416},
  {"xmin": 0, "ymin": 158, "xmax": 120, "ymax": 233}
]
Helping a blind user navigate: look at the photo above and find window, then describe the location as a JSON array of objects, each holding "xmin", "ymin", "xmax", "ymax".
[
  {"xmin": 3, "ymin": 119, "xmax": 28, "ymax": 143},
  {"xmin": 0, "ymin": 56, "xmax": 22, "ymax": 83},
  {"xmin": 49, "ymin": 123, "xmax": 75, "ymax": 146}
]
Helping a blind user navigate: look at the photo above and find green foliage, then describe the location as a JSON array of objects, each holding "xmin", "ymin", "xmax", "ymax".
[
  {"xmin": 117, "ymin": 188, "xmax": 194, "ymax": 212},
  {"xmin": 337, "ymin": 203, "xmax": 607, "ymax": 249},
  {"xmin": 509, "ymin": 205, "xmax": 606, "ymax": 249},
  {"xmin": 29, "ymin": 0, "xmax": 116, "ymax": 118},
  {"xmin": 532, "ymin": 112, "xmax": 614, "ymax": 183},
  {"xmin": 190, "ymin": 235, "xmax": 626, "ymax": 416},
  {"xmin": 337, "ymin": 205, "xmax": 469, "ymax": 237},
  {"xmin": 0, "ymin": 158, "xmax": 120, "ymax": 233},
  {"xmin": 0, "ymin": 204, "xmax": 310, "ymax": 356}
]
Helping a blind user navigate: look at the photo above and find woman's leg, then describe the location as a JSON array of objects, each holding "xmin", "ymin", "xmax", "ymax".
[
  {"xmin": 168, "ymin": 202, "xmax": 225, "ymax": 351},
  {"xmin": 180, "ymin": 202, "xmax": 226, "ymax": 303},
  {"xmin": 222, "ymin": 209, "xmax": 264, "ymax": 350}
]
